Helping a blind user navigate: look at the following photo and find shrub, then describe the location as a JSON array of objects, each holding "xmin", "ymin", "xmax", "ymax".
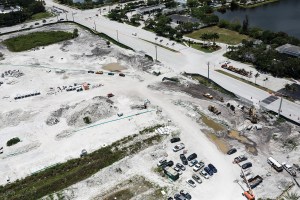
[
  {"xmin": 7, "ymin": 137, "xmax": 21, "ymax": 146},
  {"xmin": 83, "ymin": 116, "xmax": 91, "ymax": 124}
]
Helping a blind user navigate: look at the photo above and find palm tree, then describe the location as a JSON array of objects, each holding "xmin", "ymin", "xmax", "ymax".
[
  {"xmin": 284, "ymin": 192, "xmax": 300, "ymax": 200},
  {"xmin": 212, "ymin": 33, "xmax": 219, "ymax": 46},
  {"xmin": 200, "ymin": 33, "xmax": 208, "ymax": 46}
]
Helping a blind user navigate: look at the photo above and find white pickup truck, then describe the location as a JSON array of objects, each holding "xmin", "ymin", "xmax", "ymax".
[{"xmin": 282, "ymin": 162, "xmax": 297, "ymax": 177}]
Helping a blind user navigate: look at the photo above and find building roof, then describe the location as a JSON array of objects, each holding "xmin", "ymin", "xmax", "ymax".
[
  {"xmin": 169, "ymin": 14, "xmax": 199, "ymax": 24},
  {"xmin": 275, "ymin": 43, "xmax": 300, "ymax": 57},
  {"xmin": 135, "ymin": 4, "xmax": 165, "ymax": 13}
]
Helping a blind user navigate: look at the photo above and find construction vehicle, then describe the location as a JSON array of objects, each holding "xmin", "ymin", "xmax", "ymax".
[
  {"xmin": 282, "ymin": 162, "xmax": 297, "ymax": 177},
  {"xmin": 246, "ymin": 106, "xmax": 258, "ymax": 124},
  {"xmin": 208, "ymin": 105, "xmax": 221, "ymax": 115},
  {"xmin": 203, "ymin": 93, "xmax": 213, "ymax": 99}
]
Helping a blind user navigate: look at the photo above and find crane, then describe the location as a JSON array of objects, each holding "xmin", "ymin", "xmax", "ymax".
[{"xmin": 237, "ymin": 163, "xmax": 255, "ymax": 200}]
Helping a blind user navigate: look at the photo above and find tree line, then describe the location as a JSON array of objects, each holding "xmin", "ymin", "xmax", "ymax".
[{"xmin": 0, "ymin": 0, "xmax": 45, "ymax": 27}]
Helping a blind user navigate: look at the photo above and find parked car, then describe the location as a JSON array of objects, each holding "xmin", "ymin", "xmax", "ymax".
[
  {"xmin": 193, "ymin": 162, "xmax": 205, "ymax": 172},
  {"xmin": 208, "ymin": 163, "xmax": 217, "ymax": 173},
  {"xmin": 107, "ymin": 93, "xmax": 114, "ymax": 98},
  {"xmin": 187, "ymin": 153, "xmax": 197, "ymax": 161},
  {"xmin": 166, "ymin": 160, "xmax": 174, "ymax": 167},
  {"xmin": 119, "ymin": 73, "xmax": 125, "ymax": 77},
  {"xmin": 180, "ymin": 190, "xmax": 192, "ymax": 200},
  {"xmin": 180, "ymin": 154, "xmax": 188, "ymax": 165},
  {"xmin": 87, "ymin": 70, "xmax": 94, "ymax": 73},
  {"xmin": 176, "ymin": 163, "xmax": 186, "ymax": 171},
  {"xmin": 35, "ymin": 22, "xmax": 39, "ymax": 25},
  {"xmin": 173, "ymin": 143, "xmax": 185, "ymax": 152},
  {"xmin": 173, "ymin": 167, "xmax": 182, "ymax": 175},
  {"xmin": 189, "ymin": 159, "xmax": 198, "ymax": 167},
  {"xmin": 242, "ymin": 162, "xmax": 253, "ymax": 169},
  {"xmin": 174, "ymin": 194, "xmax": 186, "ymax": 200},
  {"xmin": 80, "ymin": 149, "xmax": 87, "ymax": 157},
  {"xmin": 108, "ymin": 72, "xmax": 114, "ymax": 75},
  {"xmin": 168, "ymin": 197, "xmax": 173, "ymax": 200},
  {"xmin": 170, "ymin": 137, "xmax": 181, "ymax": 143},
  {"xmin": 227, "ymin": 148, "xmax": 237, "ymax": 155},
  {"xmin": 204, "ymin": 167, "xmax": 213, "ymax": 176},
  {"xmin": 192, "ymin": 174, "xmax": 202, "ymax": 184},
  {"xmin": 186, "ymin": 179, "xmax": 196, "ymax": 188},
  {"xmin": 200, "ymin": 170, "xmax": 210, "ymax": 179},
  {"xmin": 42, "ymin": 19, "xmax": 46, "ymax": 23},
  {"xmin": 157, "ymin": 159, "xmax": 167, "ymax": 167},
  {"xmin": 59, "ymin": 18, "xmax": 64, "ymax": 21},
  {"xmin": 234, "ymin": 155, "xmax": 248, "ymax": 163}
]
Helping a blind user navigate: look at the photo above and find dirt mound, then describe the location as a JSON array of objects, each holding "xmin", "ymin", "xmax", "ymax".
[
  {"xmin": 46, "ymin": 96, "xmax": 117, "ymax": 127},
  {"xmin": 0, "ymin": 109, "xmax": 36, "ymax": 129}
]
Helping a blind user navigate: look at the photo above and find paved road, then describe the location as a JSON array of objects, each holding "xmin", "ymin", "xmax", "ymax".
[{"xmin": 1, "ymin": 0, "xmax": 299, "ymax": 124}]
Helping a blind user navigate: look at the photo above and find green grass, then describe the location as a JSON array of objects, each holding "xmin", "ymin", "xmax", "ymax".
[
  {"xmin": 0, "ymin": 127, "xmax": 162, "ymax": 200},
  {"xmin": 3, "ymin": 31, "xmax": 74, "ymax": 52},
  {"xmin": 239, "ymin": 0, "xmax": 279, "ymax": 8},
  {"xmin": 215, "ymin": 69, "xmax": 274, "ymax": 93},
  {"xmin": 29, "ymin": 12, "xmax": 53, "ymax": 21},
  {"xmin": 190, "ymin": 43, "xmax": 221, "ymax": 53},
  {"xmin": 185, "ymin": 26, "xmax": 249, "ymax": 45},
  {"xmin": 184, "ymin": 72, "xmax": 236, "ymax": 97},
  {"xmin": 141, "ymin": 39, "xmax": 179, "ymax": 53}
]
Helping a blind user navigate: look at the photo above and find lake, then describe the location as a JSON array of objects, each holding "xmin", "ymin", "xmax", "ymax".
[{"xmin": 215, "ymin": 0, "xmax": 300, "ymax": 39}]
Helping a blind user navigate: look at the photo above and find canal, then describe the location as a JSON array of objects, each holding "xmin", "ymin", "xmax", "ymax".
[{"xmin": 215, "ymin": 0, "xmax": 300, "ymax": 38}]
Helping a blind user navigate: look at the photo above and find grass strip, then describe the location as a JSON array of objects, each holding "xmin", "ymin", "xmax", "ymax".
[
  {"xmin": 184, "ymin": 72, "xmax": 236, "ymax": 97},
  {"xmin": 2, "ymin": 31, "xmax": 74, "ymax": 52},
  {"xmin": 215, "ymin": 69, "xmax": 274, "ymax": 93},
  {"xmin": 0, "ymin": 126, "xmax": 163, "ymax": 200},
  {"xmin": 141, "ymin": 39, "xmax": 179, "ymax": 53}
]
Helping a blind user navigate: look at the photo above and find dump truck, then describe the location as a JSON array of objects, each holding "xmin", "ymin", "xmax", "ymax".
[
  {"xmin": 208, "ymin": 105, "xmax": 221, "ymax": 115},
  {"xmin": 248, "ymin": 175, "xmax": 263, "ymax": 189}
]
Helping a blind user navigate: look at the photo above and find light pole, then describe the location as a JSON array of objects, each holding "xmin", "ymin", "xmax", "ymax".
[
  {"xmin": 65, "ymin": 12, "xmax": 68, "ymax": 21},
  {"xmin": 155, "ymin": 45, "xmax": 157, "ymax": 61},
  {"xmin": 207, "ymin": 61, "xmax": 210, "ymax": 81},
  {"xmin": 72, "ymin": 12, "xmax": 74, "ymax": 21},
  {"xmin": 94, "ymin": 20, "xmax": 96, "ymax": 31},
  {"xmin": 56, "ymin": 15, "xmax": 59, "ymax": 22},
  {"xmin": 116, "ymin": 30, "xmax": 119, "ymax": 42},
  {"xmin": 277, "ymin": 97, "xmax": 283, "ymax": 119}
]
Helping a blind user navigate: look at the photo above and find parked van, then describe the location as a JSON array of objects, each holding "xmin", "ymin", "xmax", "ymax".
[{"xmin": 267, "ymin": 157, "xmax": 283, "ymax": 172}]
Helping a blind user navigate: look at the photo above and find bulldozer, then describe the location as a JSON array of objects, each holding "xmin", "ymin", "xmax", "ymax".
[{"xmin": 208, "ymin": 105, "xmax": 221, "ymax": 115}]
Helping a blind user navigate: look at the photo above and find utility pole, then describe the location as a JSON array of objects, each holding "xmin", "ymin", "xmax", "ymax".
[
  {"xmin": 65, "ymin": 12, "xmax": 68, "ymax": 21},
  {"xmin": 277, "ymin": 97, "xmax": 283, "ymax": 118},
  {"xmin": 116, "ymin": 30, "xmax": 119, "ymax": 42},
  {"xmin": 155, "ymin": 45, "xmax": 158, "ymax": 61},
  {"xmin": 207, "ymin": 61, "xmax": 210, "ymax": 81}
]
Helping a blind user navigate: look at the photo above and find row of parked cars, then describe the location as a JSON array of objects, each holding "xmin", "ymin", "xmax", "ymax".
[
  {"xmin": 87, "ymin": 70, "xmax": 126, "ymax": 77},
  {"xmin": 14, "ymin": 92, "xmax": 41, "ymax": 100},
  {"xmin": 168, "ymin": 190, "xmax": 191, "ymax": 200},
  {"xmin": 227, "ymin": 148, "xmax": 252, "ymax": 170},
  {"xmin": 166, "ymin": 138, "xmax": 219, "ymax": 199}
]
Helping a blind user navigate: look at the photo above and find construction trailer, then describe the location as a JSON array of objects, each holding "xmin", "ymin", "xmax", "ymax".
[{"xmin": 164, "ymin": 167, "xmax": 179, "ymax": 181}]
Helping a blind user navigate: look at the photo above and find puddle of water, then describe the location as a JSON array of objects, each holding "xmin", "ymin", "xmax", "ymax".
[
  {"xmin": 228, "ymin": 130, "xmax": 258, "ymax": 155},
  {"xmin": 203, "ymin": 130, "xmax": 230, "ymax": 154},
  {"xmin": 201, "ymin": 114, "xmax": 225, "ymax": 132},
  {"xmin": 102, "ymin": 63, "xmax": 126, "ymax": 71}
]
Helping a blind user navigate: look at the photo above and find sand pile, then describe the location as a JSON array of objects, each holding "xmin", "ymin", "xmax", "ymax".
[{"xmin": 46, "ymin": 96, "xmax": 117, "ymax": 127}]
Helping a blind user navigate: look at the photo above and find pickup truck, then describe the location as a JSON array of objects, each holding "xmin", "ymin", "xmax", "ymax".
[
  {"xmin": 173, "ymin": 143, "xmax": 185, "ymax": 152},
  {"xmin": 282, "ymin": 162, "xmax": 297, "ymax": 177},
  {"xmin": 234, "ymin": 155, "xmax": 248, "ymax": 163}
]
